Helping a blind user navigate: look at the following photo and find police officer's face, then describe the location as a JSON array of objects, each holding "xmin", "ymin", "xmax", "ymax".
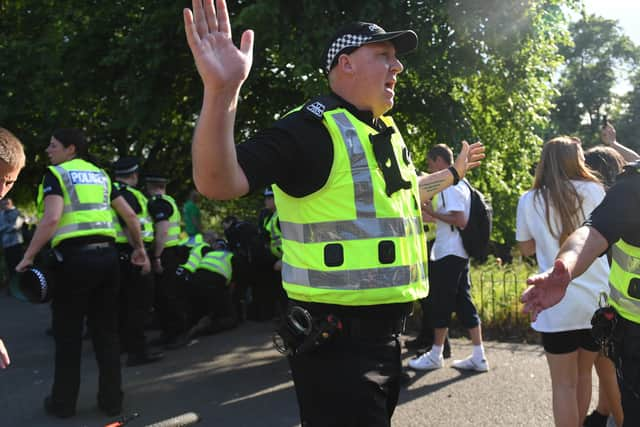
[
  {"xmin": 0, "ymin": 161, "xmax": 20, "ymax": 199},
  {"xmin": 347, "ymin": 41, "xmax": 403, "ymax": 117},
  {"xmin": 46, "ymin": 137, "xmax": 75, "ymax": 165}
]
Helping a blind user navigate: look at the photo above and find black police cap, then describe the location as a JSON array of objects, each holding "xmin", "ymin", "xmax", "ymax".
[
  {"xmin": 16, "ymin": 267, "xmax": 54, "ymax": 304},
  {"xmin": 113, "ymin": 156, "xmax": 140, "ymax": 176},
  {"xmin": 144, "ymin": 172, "xmax": 168, "ymax": 184}
]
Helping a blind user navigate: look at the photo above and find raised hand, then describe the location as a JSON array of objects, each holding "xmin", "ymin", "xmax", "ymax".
[
  {"xmin": 601, "ymin": 123, "xmax": 616, "ymax": 146},
  {"xmin": 453, "ymin": 140, "xmax": 485, "ymax": 178},
  {"xmin": 521, "ymin": 259, "xmax": 572, "ymax": 320},
  {"xmin": 183, "ymin": 0, "xmax": 254, "ymax": 92}
]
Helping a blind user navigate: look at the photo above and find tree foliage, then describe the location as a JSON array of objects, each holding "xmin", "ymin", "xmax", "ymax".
[
  {"xmin": 1, "ymin": 0, "xmax": 581, "ymax": 246},
  {"xmin": 549, "ymin": 14, "xmax": 638, "ymax": 145}
]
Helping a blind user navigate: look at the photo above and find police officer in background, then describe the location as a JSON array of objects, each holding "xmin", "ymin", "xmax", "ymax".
[
  {"xmin": 523, "ymin": 161, "xmax": 640, "ymax": 426},
  {"xmin": 183, "ymin": 2, "xmax": 484, "ymax": 425},
  {"xmin": 16, "ymin": 128, "xmax": 149, "ymax": 418},
  {"xmin": 145, "ymin": 173, "xmax": 188, "ymax": 349},
  {"xmin": 258, "ymin": 186, "xmax": 286, "ymax": 317},
  {"xmin": 112, "ymin": 157, "xmax": 164, "ymax": 366}
]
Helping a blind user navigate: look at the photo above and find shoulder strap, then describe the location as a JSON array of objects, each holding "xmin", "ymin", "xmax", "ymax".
[{"xmin": 301, "ymin": 95, "xmax": 343, "ymax": 121}]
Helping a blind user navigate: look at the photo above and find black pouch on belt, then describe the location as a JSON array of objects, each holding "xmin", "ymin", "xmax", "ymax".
[{"xmin": 591, "ymin": 305, "xmax": 622, "ymax": 365}]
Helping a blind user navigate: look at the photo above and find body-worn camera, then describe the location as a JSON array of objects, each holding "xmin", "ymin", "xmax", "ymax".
[{"xmin": 273, "ymin": 306, "xmax": 342, "ymax": 356}]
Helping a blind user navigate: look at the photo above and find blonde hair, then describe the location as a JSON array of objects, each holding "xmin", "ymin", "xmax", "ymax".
[
  {"xmin": 0, "ymin": 127, "xmax": 26, "ymax": 170},
  {"xmin": 533, "ymin": 136, "xmax": 601, "ymax": 244}
]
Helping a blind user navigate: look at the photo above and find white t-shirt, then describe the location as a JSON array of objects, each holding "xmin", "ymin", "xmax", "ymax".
[
  {"xmin": 431, "ymin": 181, "xmax": 470, "ymax": 261},
  {"xmin": 516, "ymin": 180, "xmax": 610, "ymax": 332}
]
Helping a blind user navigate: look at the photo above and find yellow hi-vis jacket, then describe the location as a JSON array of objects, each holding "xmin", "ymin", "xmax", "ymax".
[
  {"xmin": 113, "ymin": 181, "xmax": 154, "ymax": 245},
  {"xmin": 273, "ymin": 106, "xmax": 429, "ymax": 306},
  {"xmin": 37, "ymin": 158, "xmax": 115, "ymax": 247},
  {"xmin": 198, "ymin": 250, "xmax": 234, "ymax": 285}
]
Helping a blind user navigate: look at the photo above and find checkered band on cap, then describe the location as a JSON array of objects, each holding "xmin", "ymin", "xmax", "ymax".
[{"xmin": 325, "ymin": 34, "xmax": 373, "ymax": 71}]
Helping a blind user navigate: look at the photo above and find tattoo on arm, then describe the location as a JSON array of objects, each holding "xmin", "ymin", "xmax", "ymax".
[{"xmin": 419, "ymin": 177, "xmax": 446, "ymax": 193}]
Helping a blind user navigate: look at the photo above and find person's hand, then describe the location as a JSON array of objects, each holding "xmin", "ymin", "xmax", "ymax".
[
  {"xmin": 601, "ymin": 123, "xmax": 617, "ymax": 146},
  {"xmin": 183, "ymin": 0, "xmax": 254, "ymax": 92},
  {"xmin": 0, "ymin": 339, "xmax": 10, "ymax": 369},
  {"xmin": 521, "ymin": 259, "xmax": 572, "ymax": 320},
  {"xmin": 453, "ymin": 141, "xmax": 485, "ymax": 179},
  {"xmin": 131, "ymin": 248, "xmax": 151, "ymax": 275},
  {"xmin": 273, "ymin": 259, "xmax": 282, "ymax": 272},
  {"xmin": 421, "ymin": 202, "xmax": 435, "ymax": 222},
  {"xmin": 15, "ymin": 256, "xmax": 34, "ymax": 273},
  {"xmin": 152, "ymin": 258, "xmax": 164, "ymax": 275}
]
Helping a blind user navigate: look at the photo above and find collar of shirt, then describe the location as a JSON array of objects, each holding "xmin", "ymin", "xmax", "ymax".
[{"xmin": 329, "ymin": 92, "xmax": 388, "ymax": 132}]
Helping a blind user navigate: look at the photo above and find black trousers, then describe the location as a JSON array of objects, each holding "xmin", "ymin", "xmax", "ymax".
[
  {"xmin": 118, "ymin": 247, "xmax": 154, "ymax": 355},
  {"xmin": 49, "ymin": 243, "xmax": 122, "ymax": 412},
  {"xmin": 618, "ymin": 318, "xmax": 640, "ymax": 427},
  {"xmin": 288, "ymin": 322, "xmax": 402, "ymax": 426},
  {"xmin": 155, "ymin": 246, "xmax": 186, "ymax": 339},
  {"xmin": 187, "ymin": 270, "xmax": 235, "ymax": 329}
]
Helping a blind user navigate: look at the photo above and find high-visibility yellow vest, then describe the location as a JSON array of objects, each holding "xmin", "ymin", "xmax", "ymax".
[
  {"xmin": 263, "ymin": 210, "xmax": 283, "ymax": 259},
  {"xmin": 113, "ymin": 181, "xmax": 154, "ymax": 244},
  {"xmin": 179, "ymin": 233, "xmax": 204, "ymax": 247},
  {"xmin": 150, "ymin": 194, "xmax": 182, "ymax": 248},
  {"xmin": 198, "ymin": 250, "xmax": 234, "ymax": 285},
  {"xmin": 609, "ymin": 239, "xmax": 640, "ymax": 323},
  {"xmin": 181, "ymin": 242, "xmax": 210, "ymax": 273},
  {"xmin": 273, "ymin": 107, "xmax": 429, "ymax": 306},
  {"xmin": 36, "ymin": 158, "xmax": 115, "ymax": 247}
]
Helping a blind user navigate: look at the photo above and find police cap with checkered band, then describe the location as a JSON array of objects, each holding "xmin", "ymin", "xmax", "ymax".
[{"xmin": 323, "ymin": 22, "xmax": 418, "ymax": 73}]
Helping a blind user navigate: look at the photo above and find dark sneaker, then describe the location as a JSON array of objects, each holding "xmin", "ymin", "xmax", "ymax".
[{"xmin": 44, "ymin": 396, "xmax": 75, "ymax": 418}]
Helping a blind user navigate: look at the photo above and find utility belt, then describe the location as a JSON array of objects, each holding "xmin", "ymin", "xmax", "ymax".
[
  {"xmin": 273, "ymin": 303, "xmax": 406, "ymax": 357},
  {"xmin": 55, "ymin": 240, "xmax": 115, "ymax": 260}
]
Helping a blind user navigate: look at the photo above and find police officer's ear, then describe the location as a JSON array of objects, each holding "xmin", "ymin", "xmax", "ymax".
[{"xmin": 335, "ymin": 53, "xmax": 358, "ymax": 76}]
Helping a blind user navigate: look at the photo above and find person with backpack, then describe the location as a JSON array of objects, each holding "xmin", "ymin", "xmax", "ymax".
[{"xmin": 409, "ymin": 144, "xmax": 489, "ymax": 372}]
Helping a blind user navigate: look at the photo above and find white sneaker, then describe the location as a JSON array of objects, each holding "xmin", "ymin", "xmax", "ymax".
[
  {"xmin": 451, "ymin": 355, "xmax": 489, "ymax": 372},
  {"xmin": 408, "ymin": 351, "xmax": 443, "ymax": 371}
]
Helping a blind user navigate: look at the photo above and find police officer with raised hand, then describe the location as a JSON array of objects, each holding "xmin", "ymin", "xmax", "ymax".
[
  {"xmin": 523, "ymin": 161, "xmax": 640, "ymax": 426},
  {"xmin": 184, "ymin": 1, "xmax": 484, "ymax": 425},
  {"xmin": 112, "ymin": 157, "xmax": 164, "ymax": 367},
  {"xmin": 145, "ymin": 173, "xmax": 188, "ymax": 349},
  {"xmin": 16, "ymin": 128, "xmax": 150, "ymax": 419}
]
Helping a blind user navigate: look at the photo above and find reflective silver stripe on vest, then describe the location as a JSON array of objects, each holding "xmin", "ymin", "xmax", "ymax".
[
  {"xmin": 609, "ymin": 282, "xmax": 640, "ymax": 314},
  {"xmin": 333, "ymin": 113, "xmax": 375, "ymax": 218},
  {"xmin": 54, "ymin": 221, "xmax": 114, "ymax": 237},
  {"xmin": 280, "ymin": 216, "xmax": 422, "ymax": 244},
  {"xmin": 62, "ymin": 203, "xmax": 109, "ymax": 213},
  {"xmin": 54, "ymin": 166, "xmax": 110, "ymax": 210},
  {"xmin": 283, "ymin": 261, "xmax": 427, "ymax": 290},
  {"xmin": 168, "ymin": 221, "xmax": 180, "ymax": 228},
  {"xmin": 612, "ymin": 244, "xmax": 640, "ymax": 274},
  {"xmin": 167, "ymin": 234, "xmax": 180, "ymax": 242}
]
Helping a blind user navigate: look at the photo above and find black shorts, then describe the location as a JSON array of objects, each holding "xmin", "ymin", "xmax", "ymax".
[
  {"xmin": 541, "ymin": 329, "xmax": 599, "ymax": 354},
  {"xmin": 425, "ymin": 255, "xmax": 480, "ymax": 329}
]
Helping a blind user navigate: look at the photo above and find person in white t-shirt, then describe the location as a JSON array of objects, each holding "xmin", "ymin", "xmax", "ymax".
[
  {"xmin": 516, "ymin": 136, "xmax": 609, "ymax": 427},
  {"xmin": 409, "ymin": 144, "xmax": 488, "ymax": 372}
]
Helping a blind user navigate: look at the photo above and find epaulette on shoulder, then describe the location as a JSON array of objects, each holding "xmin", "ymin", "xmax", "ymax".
[{"xmin": 301, "ymin": 95, "xmax": 343, "ymax": 121}]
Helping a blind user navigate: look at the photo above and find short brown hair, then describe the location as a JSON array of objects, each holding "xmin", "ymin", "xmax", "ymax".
[
  {"xmin": 427, "ymin": 144, "xmax": 453, "ymax": 165},
  {"xmin": 0, "ymin": 127, "xmax": 26, "ymax": 170}
]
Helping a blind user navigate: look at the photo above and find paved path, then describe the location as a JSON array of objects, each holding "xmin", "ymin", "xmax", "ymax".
[{"xmin": 0, "ymin": 292, "xmax": 608, "ymax": 427}]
